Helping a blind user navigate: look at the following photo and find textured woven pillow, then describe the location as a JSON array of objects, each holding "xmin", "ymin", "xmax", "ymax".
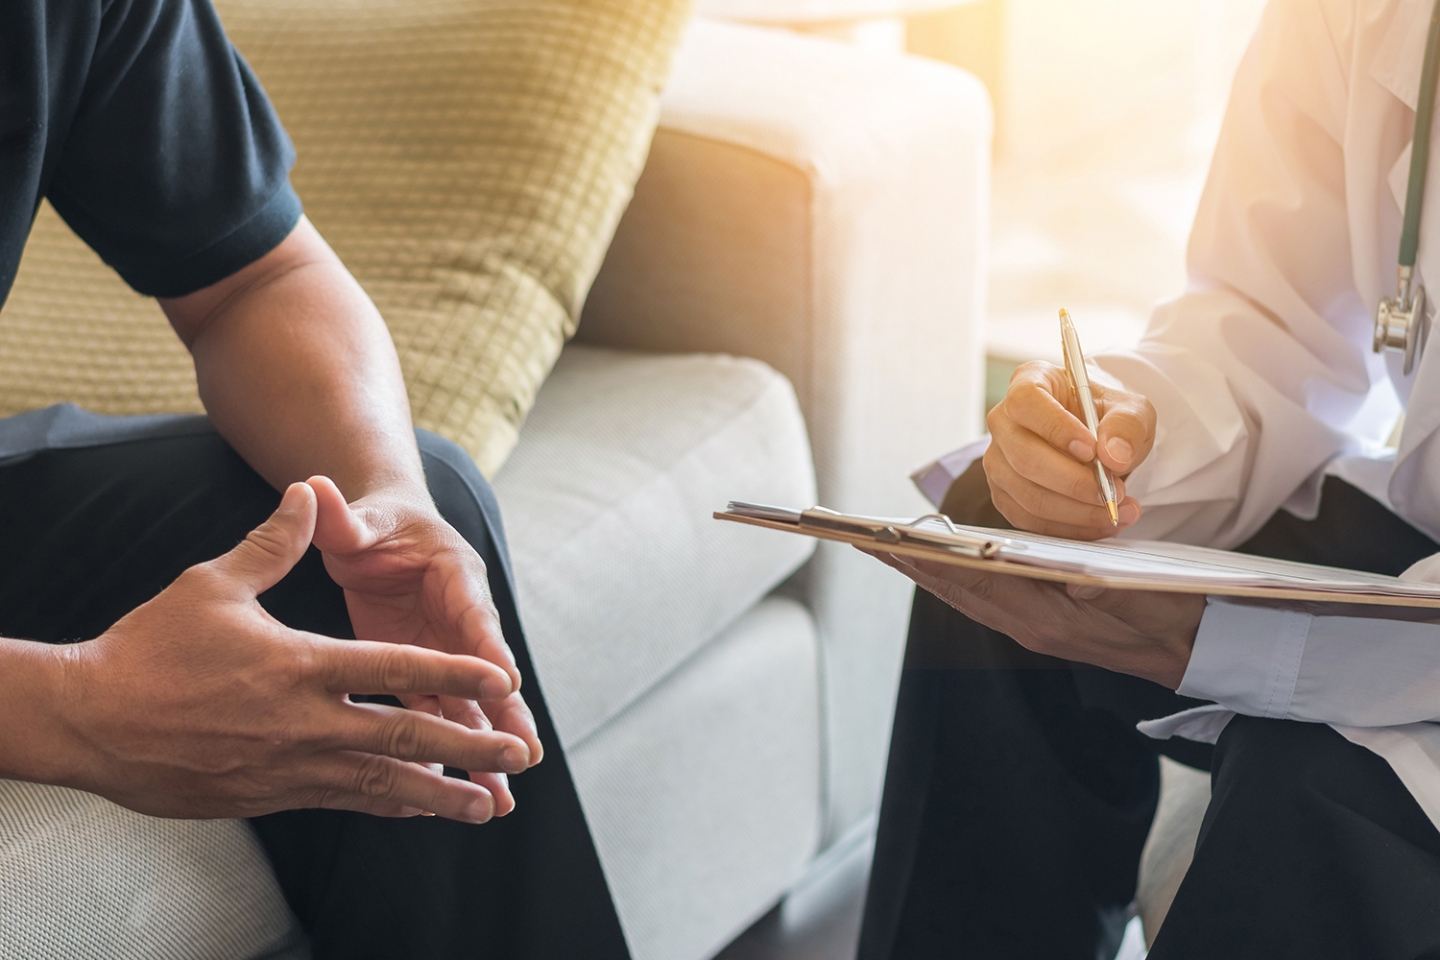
[{"xmin": 0, "ymin": 0, "xmax": 692, "ymax": 476}]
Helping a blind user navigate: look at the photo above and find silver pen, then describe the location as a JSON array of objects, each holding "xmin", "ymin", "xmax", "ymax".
[{"xmin": 1059, "ymin": 308, "xmax": 1119, "ymax": 526}]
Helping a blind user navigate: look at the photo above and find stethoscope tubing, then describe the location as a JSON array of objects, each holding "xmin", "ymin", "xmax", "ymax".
[{"xmin": 1402, "ymin": 0, "xmax": 1440, "ymax": 270}]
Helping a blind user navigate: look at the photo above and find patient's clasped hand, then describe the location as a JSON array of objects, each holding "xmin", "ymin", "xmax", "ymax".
[{"xmin": 9, "ymin": 477, "xmax": 536, "ymax": 821}]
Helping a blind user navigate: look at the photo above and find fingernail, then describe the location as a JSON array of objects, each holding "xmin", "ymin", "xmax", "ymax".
[
  {"xmin": 465, "ymin": 796, "xmax": 493, "ymax": 823},
  {"xmin": 1068, "ymin": 439, "xmax": 1093, "ymax": 461},
  {"xmin": 501, "ymin": 746, "xmax": 528, "ymax": 774},
  {"xmin": 1119, "ymin": 501, "xmax": 1141, "ymax": 525},
  {"xmin": 1106, "ymin": 437, "xmax": 1133, "ymax": 464},
  {"xmin": 420, "ymin": 810, "xmax": 436, "ymax": 817}
]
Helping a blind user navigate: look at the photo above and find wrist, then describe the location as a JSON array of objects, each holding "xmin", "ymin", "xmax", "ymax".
[
  {"xmin": 0, "ymin": 638, "xmax": 88, "ymax": 786},
  {"xmin": 353, "ymin": 480, "xmax": 441, "ymax": 519}
]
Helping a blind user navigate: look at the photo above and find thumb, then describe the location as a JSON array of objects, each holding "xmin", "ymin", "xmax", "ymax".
[
  {"xmin": 210, "ymin": 482, "xmax": 317, "ymax": 597},
  {"xmin": 308, "ymin": 475, "xmax": 378, "ymax": 554}
]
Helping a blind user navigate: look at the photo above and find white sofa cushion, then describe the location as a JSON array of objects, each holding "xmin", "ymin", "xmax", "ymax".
[
  {"xmin": 570, "ymin": 596, "xmax": 821, "ymax": 960},
  {"xmin": 0, "ymin": 780, "xmax": 305, "ymax": 960},
  {"xmin": 493, "ymin": 345, "xmax": 817, "ymax": 746}
]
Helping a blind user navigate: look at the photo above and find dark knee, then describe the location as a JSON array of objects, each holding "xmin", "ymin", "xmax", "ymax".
[
  {"xmin": 414, "ymin": 430, "xmax": 504, "ymax": 560},
  {"xmin": 1207, "ymin": 716, "xmax": 1396, "ymax": 829}
]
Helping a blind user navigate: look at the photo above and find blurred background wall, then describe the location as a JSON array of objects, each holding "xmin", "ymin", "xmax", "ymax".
[{"xmin": 907, "ymin": 0, "xmax": 1268, "ymax": 406}]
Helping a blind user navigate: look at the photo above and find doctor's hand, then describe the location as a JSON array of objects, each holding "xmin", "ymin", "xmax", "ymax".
[
  {"xmin": 867, "ymin": 550, "xmax": 1204, "ymax": 689},
  {"xmin": 983, "ymin": 361, "xmax": 1156, "ymax": 540}
]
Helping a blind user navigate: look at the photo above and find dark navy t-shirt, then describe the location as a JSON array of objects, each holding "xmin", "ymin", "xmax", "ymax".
[{"xmin": 0, "ymin": 0, "xmax": 302, "ymax": 305}]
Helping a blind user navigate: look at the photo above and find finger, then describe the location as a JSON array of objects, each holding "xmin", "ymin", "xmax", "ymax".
[
  {"xmin": 985, "ymin": 447, "xmax": 1128, "ymax": 528},
  {"xmin": 308, "ymin": 475, "xmax": 379, "ymax": 554},
  {"xmin": 400, "ymin": 693, "xmax": 444, "ymax": 717},
  {"xmin": 1093, "ymin": 386, "xmax": 1156, "ymax": 475},
  {"xmin": 205, "ymin": 483, "xmax": 317, "ymax": 598},
  {"xmin": 315, "ymin": 637, "xmax": 516, "ymax": 702},
  {"xmin": 1067, "ymin": 582, "xmax": 1107, "ymax": 601},
  {"xmin": 986, "ymin": 419, "xmax": 1106, "ymax": 505},
  {"xmin": 999, "ymin": 363, "xmax": 1097, "ymax": 462},
  {"xmin": 479, "ymin": 692, "xmax": 543, "ymax": 766},
  {"xmin": 430, "ymin": 551, "xmax": 521, "ymax": 693},
  {"xmin": 469, "ymin": 772, "xmax": 515, "ymax": 816},
  {"xmin": 435, "ymin": 697, "xmax": 521, "ymax": 809},
  {"xmin": 307, "ymin": 753, "xmax": 498, "ymax": 823},
  {"xmin": 990, "ymin": 489, "xmax": 1134, "ymax": 541},
  {"xmin": 336, "ymin": 701, "xmax": 532, "ymax": 773}
]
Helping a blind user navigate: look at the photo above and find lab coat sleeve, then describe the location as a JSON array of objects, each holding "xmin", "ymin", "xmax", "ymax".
[
  {"xmin": 1094, "ymin": 0, "xmax": 1376, "ymax": 549},
  {"xmin": 1179, "ymin": 598, "xmax": 1440, "ymax": 727}
]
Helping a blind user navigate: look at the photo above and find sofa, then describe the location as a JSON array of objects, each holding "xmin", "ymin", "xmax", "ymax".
[{"xmin": 0, "ymin": 18, "xmax": 990, "ymax": 960}]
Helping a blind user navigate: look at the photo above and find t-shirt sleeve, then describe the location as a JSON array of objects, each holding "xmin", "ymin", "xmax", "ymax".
[{"xmin": 45, "ymin": 0, "xmax": 302, "ymax": 298}]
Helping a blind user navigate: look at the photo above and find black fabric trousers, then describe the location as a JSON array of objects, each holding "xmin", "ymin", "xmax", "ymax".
[
  {"xmin": 0, "ymin": 408, "xmax": 630, "ymax": 960},
  {"xmin": 856, "ymin": 462, "xmax": 1440, "ymax": 960}
]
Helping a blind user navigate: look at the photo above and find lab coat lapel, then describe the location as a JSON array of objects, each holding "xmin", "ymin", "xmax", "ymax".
[{"xmin": 1372, "ymin": 0, "xmax": 1429, "ymax": 112}]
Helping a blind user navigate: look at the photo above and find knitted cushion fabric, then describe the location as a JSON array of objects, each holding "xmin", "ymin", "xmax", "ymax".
[
  {"xmin": 0, "ymin": 779, "xmax": 307, "ymax": 960},
  {"xmin": 0, "ymin": 0, "xmax": 692, "ymax": 476}
]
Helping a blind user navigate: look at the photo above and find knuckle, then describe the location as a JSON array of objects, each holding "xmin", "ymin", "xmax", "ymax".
[
  {"xmin": 354, "ymin": 755, "xmax": 401, "ymax": 799},
  {"xmin": 382, "ymin": 714, "xmax": 425, "ymax": 760},
  {"xmin": 243, "ymin": 520, "xmax": 292, "ymax": 559},
  {"xmin": 378, "ymin": 646, "xmax": 422, "ymax": 693},
  {"xmin": 176, "ymin": 562, "xmax": 221, "ymax": 594}
]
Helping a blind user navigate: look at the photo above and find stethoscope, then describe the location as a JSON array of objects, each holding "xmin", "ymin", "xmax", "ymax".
[{"xmin": 1376, "ymin": 0, "xmax": 1440, "ymax": 374}]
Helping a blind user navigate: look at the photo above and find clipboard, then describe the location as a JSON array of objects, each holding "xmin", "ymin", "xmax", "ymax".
[{"xmin": 715, "ymin": 502, "xmax": 1440, "ymax": 610}]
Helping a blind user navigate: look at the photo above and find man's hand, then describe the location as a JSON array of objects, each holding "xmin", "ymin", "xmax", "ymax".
[
  {"xmin": 984, "ymin": 361, "xmax": 1156, "ymax": 539},
  {"xmin": 43, "ymin": 483, "xmax": 530, "ymax": 822},
  {"xmin": 308, "ymin": 476, "xmax": 541, "ymax": 818},
  {"xmin": 868, "ymin": 550, "xmax": 1204, "ymax": 688}
]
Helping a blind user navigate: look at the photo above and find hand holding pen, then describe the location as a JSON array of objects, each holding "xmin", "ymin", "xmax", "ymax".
[{"xmin": 980, "ymin": 308, "xmax": 1156, "ymax": 540}]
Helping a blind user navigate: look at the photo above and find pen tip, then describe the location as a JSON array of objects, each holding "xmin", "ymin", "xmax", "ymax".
[{"xmin": 1107, "ymin": 501, "xmax": 1119, "ymax": 526}]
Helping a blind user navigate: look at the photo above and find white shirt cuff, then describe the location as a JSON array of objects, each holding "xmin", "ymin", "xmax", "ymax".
[{"xmin": 1177, "ymin": 598, "xmax": 1314, "ymax": 719}]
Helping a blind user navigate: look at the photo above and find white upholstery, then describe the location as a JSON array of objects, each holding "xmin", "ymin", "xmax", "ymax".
[
  {"xmin": 0, "ymin": 780, "xmax": 304, "ymax": 960},
  {"xmin": 570, "ymin": 597, "xmax": 821, "ymax": 960},
  {"xmin": 580, "ymin": 18, "xmax": 992, "ymax": 842},
  {"xmin": 493, "ymin": 345, "xmax": 816, "ymax": 747}
]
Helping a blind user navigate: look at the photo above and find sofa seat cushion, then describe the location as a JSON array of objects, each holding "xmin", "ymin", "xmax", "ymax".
[
  {"xmin": 0, "ymin": 780, "xmax": 305, "ymax": 960},
  {"xmin": 570, "ymin": 596, "xmax": 821, "ymax": 960},
  {"xmin": 493, "ymin": 345, "xmax": 816, "ymax": 746}
]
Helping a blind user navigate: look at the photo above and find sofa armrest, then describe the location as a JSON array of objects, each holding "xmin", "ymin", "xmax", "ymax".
[{"xmin": 577, "ymin": 18, "xmax": 991, "ymax": 843}]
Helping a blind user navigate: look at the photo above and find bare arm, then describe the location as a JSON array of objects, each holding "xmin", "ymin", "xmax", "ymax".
[
  {"xmin": 0, "ymin": 219, "xmax": 538, "ymax": 820},
  {"xmin": 161, "ymin": 216, "xmax": 422, "ymax": 502}
]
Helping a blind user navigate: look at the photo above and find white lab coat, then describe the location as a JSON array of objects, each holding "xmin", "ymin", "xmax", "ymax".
[{"xmin": 933, "ymin": 0, "xmax": 1440, "ymax": 828}]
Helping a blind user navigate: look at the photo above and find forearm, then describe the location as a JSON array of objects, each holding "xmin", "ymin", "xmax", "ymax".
[
  {"xmin": 0, "ymin": 639, "xmax": 74, "ymax": 785},
  {"xmin": 163, "ymin": 218, "xmax": 427, "ymax": 504}
]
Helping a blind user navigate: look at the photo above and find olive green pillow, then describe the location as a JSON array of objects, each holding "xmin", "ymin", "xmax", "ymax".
[{"xmin": 0, "ymin": 0, "xmax": 692, "ymax": 476}]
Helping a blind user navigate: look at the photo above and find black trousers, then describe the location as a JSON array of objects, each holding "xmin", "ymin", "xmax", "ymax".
[
  {"xmin": 857, "ymin": 462, "xmax": 1440, "ymax": 960},
  {"xmin": 0, "ymin": 408, "xmax": 630, "ymax": 960}
]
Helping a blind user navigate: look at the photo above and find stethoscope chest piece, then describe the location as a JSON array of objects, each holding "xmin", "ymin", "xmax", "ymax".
[
  {"xmin": 1376, "ymin": 269, "xmax": 1427, "ymax": 376},
  {"xmin": 1376, "ymin": 0, "xmax": 1440, "ymax": 376}
]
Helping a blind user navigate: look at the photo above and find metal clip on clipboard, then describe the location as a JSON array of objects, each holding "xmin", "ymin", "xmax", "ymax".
[{"xmin": 728, "ymin": 502, "xmax": 1017, "ymax": 559}]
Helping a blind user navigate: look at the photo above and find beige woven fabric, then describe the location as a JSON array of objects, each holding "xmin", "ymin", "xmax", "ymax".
[{"xmin": 0, "ymin": 0, "xmax": 692, "ymax": 476}]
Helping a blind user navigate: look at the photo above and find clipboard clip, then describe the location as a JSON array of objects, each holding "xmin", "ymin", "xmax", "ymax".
[{"xmin": 798, "ymin": 507, "xmax": 1011, "ymax": 559}]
